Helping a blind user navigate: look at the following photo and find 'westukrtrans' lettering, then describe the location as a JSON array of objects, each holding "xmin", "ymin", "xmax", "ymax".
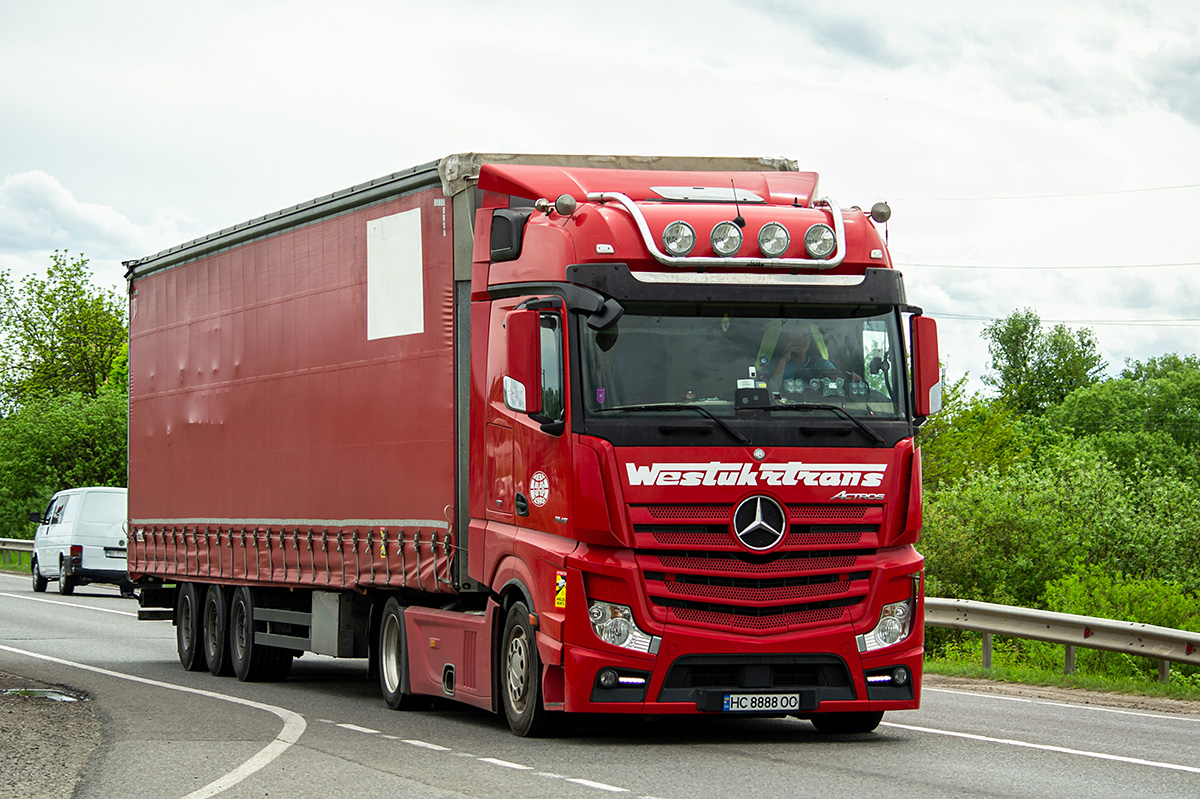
[{"xmin": 625, "ymin": 461, "xmax": 886, "ymax": 488}]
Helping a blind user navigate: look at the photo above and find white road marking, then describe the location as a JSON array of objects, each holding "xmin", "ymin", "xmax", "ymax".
[
  {"xmin": 478, "ymin": 757, "xmax": 533, "ymax": 770},
  {"xmin": 336, "ymin": 723, "xmax": 380, "ymax": 734},
  {"xmin": 566, "ymin": 777, "xmax": 630, "ymax": 792},
  {"xmin": 403, "ymin": 739, "xmax": 451, "ymax": 751},
  {"xmin": 0, "ymin": 644, "xmax": 307, "ymax": 798},
  {"xmin": 0, "ymin": 591, "xmax": 137, "ymax": 617},
  {"xmin": 883, "ymin": 721, "xmax": 1200, "ymax": 774}
]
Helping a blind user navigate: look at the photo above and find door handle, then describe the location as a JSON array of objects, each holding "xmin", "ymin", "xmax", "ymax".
[{"xmin": 515, "ymin": 493, "xmax": 529, "ymax": 517}]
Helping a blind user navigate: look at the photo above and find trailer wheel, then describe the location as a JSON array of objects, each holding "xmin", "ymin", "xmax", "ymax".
[
  {"xmin": 230, "ymin": 586, "xmax": 276, "ymax": 682},
  {"xmin": 31, "ymin": 557, "xmax": 47, "ymax": 593},
  {"xmin": 203, "ymin": 585, "xmax": 233, "ymax": 676},
  {"xmin": 378, "ymin": 597, "xmax": 421, "ymax": 709},
  {"xmin": 176, "ymin": 583, "xmax": 207, "ymax": 672},
  {"xmin": 501, "ymin": 601, "xmax": 553, "ymax": 737},
  {"xmin": 810, "ymin": 711, "xmax": 884, "ymax": 734},
  {"xmin": 57, "ymin": 557, "xmax": 75, "ymax": 596}
]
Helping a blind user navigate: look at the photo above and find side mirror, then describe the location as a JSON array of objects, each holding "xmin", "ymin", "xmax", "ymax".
[
  {"xmin": 911, "ymin": 315, "xmax": 942, "ymax": 418},
  {"xmin": 29, "ymin": 512, "xmax": 43, "ymax": 524},
  {"xmin": 505, "ymin": 309, "xmax": 542, "ymax": 415}
]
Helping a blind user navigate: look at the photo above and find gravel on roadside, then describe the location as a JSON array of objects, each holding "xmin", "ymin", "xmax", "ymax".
[{"xmin": 0, "ymin": 671, "xmax": 102, "ymax": 799}]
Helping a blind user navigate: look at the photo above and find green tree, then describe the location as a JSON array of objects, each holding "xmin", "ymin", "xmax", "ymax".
[
  {"xmin": 982, "ymin": 309, "xmax": 1106, "ymax": 415},
  {"xmin": 0, "ymin": 251, "xmax": 127, "ymax": 410},
  {"xmin": 0, "ymin": 390, "xmax": 128, "ymax": 538},
  {"xmin": 918, "ymin": 372, "xmax": 1034, "ymax": 490}
]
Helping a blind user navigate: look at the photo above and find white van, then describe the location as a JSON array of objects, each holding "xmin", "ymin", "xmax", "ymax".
[{"xmin": 30, "ymin": 487, "xmax": 132, "ymax": 597}]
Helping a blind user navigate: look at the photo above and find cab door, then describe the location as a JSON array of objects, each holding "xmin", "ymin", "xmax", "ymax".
[{"xmin": 511, "ymin": 309, "xmax": 571, "ymax": 535}]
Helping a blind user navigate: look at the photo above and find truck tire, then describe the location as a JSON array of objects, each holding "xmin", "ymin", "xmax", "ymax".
[
  {"xmin": 203, "ymin": 585, "xmax": 233, "ymax": 676},
  {"xmin": 176, "ymin": 583, "xmax": 207, "ymax": 672},
  {"xmin": 810, "ymin": 711, "xmax": 884, "ymax": 734},
  {"xmin": 229, "ymin": 586, "xmax": 277, "ymax": 682},
  {"xmin": 57, "ymin": 557, "xmax": 75, "ymax": 596},
  {"xmin": 501, "ymin": 600, "xmax": 554, "ymax": 737},
  {"xmin": 378, "ymin": 597, "xmax": 421, "ymax": 709},
  {"xmin": 31, "ymin": 558, "xmax": 47, "ymax": 593}
]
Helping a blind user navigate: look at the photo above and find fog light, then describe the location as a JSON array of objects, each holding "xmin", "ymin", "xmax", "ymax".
[
  {"xmin": 598, "ymin": 668, "xmax": 619, "ymax": 689},
  {"xmin": 711, "ymin": 221, "xmax": 743, "ymax": 256},
  {"xmin": 804, "ymin": 223, "xmax": 836, "ymax": 258},
  {"xmin": 893, "ymin": 667, "xmax": 910, "ymax": 686}
]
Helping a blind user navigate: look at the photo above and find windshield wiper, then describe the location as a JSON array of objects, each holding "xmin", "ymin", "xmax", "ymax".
[
  {"xmin": 768, "ymin": 403, "xmax": 886, "ymax": 445},
  {"xmin": 600, "ymin": 404, "xmax": 751, "ymax": 445}
]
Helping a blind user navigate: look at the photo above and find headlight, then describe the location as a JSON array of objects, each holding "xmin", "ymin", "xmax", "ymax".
[
  {"xmin": 757, "ymin": 222, "xmax": 790, "ymax": 257},
  {"xmin": 588, "ymin": 601, "xmax": 660, "ymax": 654},
  {"xmin": 804, "ymin": 223, "xmax": 836, "ymax": 258},
  {"xmin": 857, "ymin": 599, "xmax": 915, "ymax": 652},
  {"xmin": 711, "ymin": 221, "xmax": 743, "ymax": 256},
  {"xmin": 662, "ymin": 221, "xmax": 696, "ymax": 256}
]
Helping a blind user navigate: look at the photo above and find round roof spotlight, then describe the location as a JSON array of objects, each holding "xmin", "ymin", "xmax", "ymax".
[
  {"xmin": 870, "ymin": 202, "xmax": 892, "ymax": 224},
  {"xmin": 662, "ymin": 221, "xmax": 696, "ymax": 256},
  {"xmin": 757, "ymin": 222, "xmax": 790, "ymax": 258},
  {"xmin": 804, "ymin": 223, "xmax": 836, "ymax": 259},
  {"xmin": 711, "ymin": 221, "xmax": 743, "ymax": 256},
  {"xmin": 555, "ymin": 194, "xmax": 578, "ymax": 216}
]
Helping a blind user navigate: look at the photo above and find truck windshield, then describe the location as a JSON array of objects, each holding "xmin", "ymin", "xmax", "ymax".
[{"xmin": 579, "ymin": 304, "xmax": 907, "ymax": 421}]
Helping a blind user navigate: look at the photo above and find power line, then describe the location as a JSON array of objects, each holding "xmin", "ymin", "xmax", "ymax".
[
  {"xmin": 887, "ymin": 183, "xmax": 1200, "ymax": 202},
  {"xmin": 899, "ymin": 261, "xmax": 1200, "ymax": 271},
  {"xmin": 933, "ymin": 313, "xmax": 1200, "ymax": 327}
]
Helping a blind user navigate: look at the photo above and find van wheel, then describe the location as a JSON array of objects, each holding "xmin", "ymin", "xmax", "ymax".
[
  {"xmin": 176, "ymin": 583, "xmax": 207, "ymax": 672},
  {"xmin": 203, "ymin": 585, "xmax": 232, "ymax": 676},
  {"xmin": 501, "ymin": 601, "xmax": 554, "ymax": 737},
  {"xmin": 378, "ymin": 597, "xmax": 422, "ymax": 709},
  {"xmin": 31, "ymin": 558, "xmax": 47, "ymax": 593},
  {"xmin": 57, "ymin": 557, "xmax": 75, "ymax": 596}
]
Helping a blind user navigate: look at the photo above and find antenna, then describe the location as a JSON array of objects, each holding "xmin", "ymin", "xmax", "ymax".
[{"xmin": 730, "ymin": 180, "xmax": 745, "ymax": 228}]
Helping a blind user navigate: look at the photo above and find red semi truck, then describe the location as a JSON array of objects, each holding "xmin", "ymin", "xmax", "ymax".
[{"xmin": 127, "ymin": 153, "xmax": 940, "ymax": 736}]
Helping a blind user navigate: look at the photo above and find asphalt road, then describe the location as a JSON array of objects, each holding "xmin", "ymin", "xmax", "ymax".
[{"xmin": 2, "ymin": 570, "xmax": 1199, "ymax": 799}]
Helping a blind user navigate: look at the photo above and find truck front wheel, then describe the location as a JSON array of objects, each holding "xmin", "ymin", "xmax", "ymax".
[
  {"xmin": 501, "ymin": 601, "xmax": 554, "ymax": 737},
  {"xmin": 378, "ymin": 597, "xmax": 421, "ymax": 709}
]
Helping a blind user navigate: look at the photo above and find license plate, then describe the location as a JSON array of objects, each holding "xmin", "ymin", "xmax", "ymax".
[
  {"xmin": 723, "ymin": 693, "xmax": 800, "ymax": 712},
  {"xmin": 104, "ymin": 548, "xmax": 126, "ymax": 559}
]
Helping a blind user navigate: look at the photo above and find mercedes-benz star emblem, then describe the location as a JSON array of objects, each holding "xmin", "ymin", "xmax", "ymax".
[{"xmin": 732, "ymin": 496, "xmax": 787, "ymax": 551}]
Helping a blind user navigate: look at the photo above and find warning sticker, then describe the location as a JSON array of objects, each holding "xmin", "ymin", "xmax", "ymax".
[{"xmin": 555, "ymin": 571, "xmax": 567, "ymax": 608}]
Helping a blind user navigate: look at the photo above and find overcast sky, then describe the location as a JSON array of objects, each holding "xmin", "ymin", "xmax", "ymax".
[{"xmin": 3, "ymin": 0, "xmax": 1198, "ymax": 390}]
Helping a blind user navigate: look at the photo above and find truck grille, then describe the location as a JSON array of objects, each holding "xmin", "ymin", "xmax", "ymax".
[{"xmin": 630, "ymin": 503, "xmax": 882, "ymax": 633}]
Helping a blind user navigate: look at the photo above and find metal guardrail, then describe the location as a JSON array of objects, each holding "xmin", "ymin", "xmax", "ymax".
[
  {"xmin": 2, "ymin": 542, "xmax": 1196, "ymax": 683},
  {"xmin": 0, "ymin": 537, "xmax": 33, "ymax": 570},
  {"xmin": 926, "ymin": 597, "xmax": 1200, "ymax": 683}
]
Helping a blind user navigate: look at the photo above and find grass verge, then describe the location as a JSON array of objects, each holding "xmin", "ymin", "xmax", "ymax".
[{"xmin": 926, "ymin": 657, "xmax": 1200, "ymax": 702}]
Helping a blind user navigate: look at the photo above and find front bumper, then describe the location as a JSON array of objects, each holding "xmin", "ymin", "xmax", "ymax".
[{"xmin": 562, "ymin": 624, "xmax": 922, "ymax": 715}]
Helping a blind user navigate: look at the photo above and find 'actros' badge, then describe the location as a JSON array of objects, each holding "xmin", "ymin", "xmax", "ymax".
[{"xmin": 732, "ymin": 496, "xmax": 787, "ymax": 551}]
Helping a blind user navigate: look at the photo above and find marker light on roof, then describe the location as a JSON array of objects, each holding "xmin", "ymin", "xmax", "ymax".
[
  {"xmin": 804, "ymin": 223, "xmax": 836, "ymax": 258},
  {"xmin": 757, "ymin": 222, "xmax": 790, "ymax": 257},
  {"xmin": 662, "ymin": 221, "xmax": 696, "ymax": 256},
  {"xmin": 711, "ymin": 221, "xmax": 743, "ymax": 256}
]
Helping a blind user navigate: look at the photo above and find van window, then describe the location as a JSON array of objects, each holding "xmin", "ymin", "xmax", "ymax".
[
  {"xmin": 49, "ymin": 496, "xmax": 73, "ymax": 525},
  {"xmin": 81, "ymin": 492, "xmax": 127, "ymax": 524}
]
